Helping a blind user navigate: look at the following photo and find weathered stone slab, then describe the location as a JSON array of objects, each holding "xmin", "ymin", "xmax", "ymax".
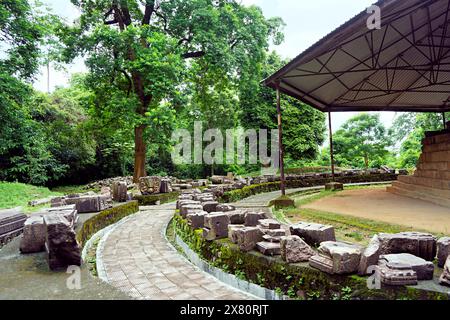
[
  {"xmin": 228, "ymin": 225, "xmax": 245, "ymax": 244},
  {"xmin": 244, "ymin": 212, "xmax": 266, "ymax": 227},
  {"xmin": 187, "ymin": 211, "xmax": 206, "ymax": 230},
  {"xmin": 112, "ymin": 181, "xmax": 128, "ymax": 202},
  {"xmin": 235, "ymin": 227, "xmax": 264, "ymax": 252},
  {"xmin": 0, "ymin": 207, "xmax": 27, "ymax": 246},
  {"xmin": 437, "ymin": 237, "xmax": 450, "ymax": 268},
  {"xmin": 160, "ymin": 179, "xmax": 173, "ymax": 194},
  {"xmin": 216, "ymin": 204, "xmax": 236, "ymax": 212},
  {"xmin": 44, "ymin": 214, "xmax": 81, "ymax": 270},
  {"xmin": 256, "ymin": 242, "xmax": 281, "ymax": 256},
  {"xmin": 262, "ymin": 235, "xmax": 282, "ymax": 243},
  {"xmin": 203, "ymin": 213, "xmax": 230, "ymax": 240},
  {"xmin": 176, "ymin": 199, "xmax": 197, "ymax": 210},
  {"xmin": 325, "ymin": 182, "xmax": 344, "ymax": 191},
  {"xmin": 258, "ymin": 219, "xmax": 281, "ymax": 230},
  {"xmin": 290, "ymin": 222, "xmax": 336, "ymax": 246},
  {"xmin": 379, "ymin": 254, "xmax": 434, "ymax": 281},
  {"xmin": 358, "ymin": 235, "xmax": 381, "ymax": 275},
  {"xmin": 281, "ymin": 236, "xmax": 316, "ymax": 263},
  {"xmin": 309, "ymin": 241, "xmax": 362, "ymax": 275},
  {"xmin": 20, "ymin": 216, "xmax": 46, "ymax": 253},
  {"xmin": 263, "ymin": 229, "xmax": 286, "ymax": 237},
  {"xmin": 139, "ymin": 176, "xmax": 161, "ymax": 195},
  {"xmin": 378, "ymin": 257, "xmax": 418, "ymax": 286},
  {"xmin": 439, "ymin": 257, "xmax": 450, "ymax": 286},
  {"xmin": 226, "ymin": 210, "xmax": 246, "ymax": 225},
  {"xmin": 202, "ymin": 201, "xmax": 219, "ymax": 213},
  {"xmin": 378, "ymin": 232, "xmax": 437, "ymax": 261},
  {"xmin": 64, "ymin": 195, "xmax": 111, "ymax": 213},
  {"xmin": 179, "ymin": 204, "xmax": 203, "ymax": 219}
]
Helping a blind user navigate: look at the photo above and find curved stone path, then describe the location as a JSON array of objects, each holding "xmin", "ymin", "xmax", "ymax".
[{"xmin": 99, "ymin": 203, "xmax": 255, "ymax": 300}]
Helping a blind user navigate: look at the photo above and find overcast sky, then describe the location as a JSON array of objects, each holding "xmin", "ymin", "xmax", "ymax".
[{"xmin": 35, "ymin": 0, "xmax": 397, "ymax": 131}]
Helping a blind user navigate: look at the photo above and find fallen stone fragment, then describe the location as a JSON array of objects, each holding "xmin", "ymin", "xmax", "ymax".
[
  {"xmin": 290, "ymin": 222, "xmax": 336, "ymax": 246},
  {"xmin": 0, "ymin": 207, "xmax": 27, "ymax": 246},
  {"xmin": 439, "ymin": 257, "xmax": 450, "ymax": 286},
  {"xmin": 187, "ymin": 211, "xmax": 207, "ymax": 230},
  {"xmin": 309, "ymin": 241, "xmax": 362, "ymax": 275},
  {"xmin": 258, "ymin": 219, "xmax": 281, "ymax": 230},
  {"xmin": 235, "ymin": 227, "xmax": 264, "ymax": 252},
  {"xmin": 226, "ymin": 210, "xmax": 246, "ymax": 225},
  {"xmin": 63, "ymin": 195, "xmax": 111, "ymax": 213},
  {"xmin": 202, "ymin": 201, "xmax": 219, "ymax": 213},
  {"xmin": 256, "ymin": 241, "xmax": 281, "ymax": 256},
  {"xmin": 281, "ymin": 236, "xmax": 316, "ymax": 263},
  {"xmin": 263, "ymin": 229, "xmax": 286, "ymax": 237},
  {"xmin": 325, "ymin": 182, "xmax": 344, "ymax": 191},
  {"xmin": 20, "ymin": 216, "xmax": 46, "ymax": 254},
  {"xmin": 216, "ymin": 204, "xmax": 236, "ymax": 212},
  {"xmin": 179, "ymin": 203, "xmax": 203, "ymax": 218},
  {"xmin": 228, "ymin": 225, "xmax": 245, "ymax": 244},
  {"xmin": 112, "ymin": 181, "xmax": 128, "ymax": 202},
  {"xmin": 379, "ymin": 254, "xmax": 434, "ymax": 281},
  {"xmin": 378, "ymin": 232, "xmax": 437, "ymax": 261},
  {"xmin": 244, "ymin": 212, "xmax": 266, "ymax": 227},
  {"xmin": 378, "ymin": 257, "xmax": 418, "ymax": 286},
  {"xmin": 139, "ymin": 176, "xmax": 161, "ymax": 195},
  {"xmin": 358, "ymin": 235, "xmax": 381, "ymax": 275},
  {"xmin": 262, "ymin": 235, "xmax": 282, "ymax": 243},
  {"xmin": 160, "ymin": 179, "xmax": 173, "ymax": 193},
  {"xmin": 203, "ymin": 213, "xmax": 230, "ymax": 240},
  {"xmin": 44, "ymin": 214, "xmax": 81, "ymax": 270},
  {"xmin": 177, "ymin": 199, "xmax": 197, "ymax": 210},
  {"xmin": 437, "ymin": 237, "xmax": 450, "ymax": 268}
]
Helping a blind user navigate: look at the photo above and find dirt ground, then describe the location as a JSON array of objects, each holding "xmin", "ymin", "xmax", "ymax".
[{"xmin": 303, "ymin": 188, "xmax": 450, "ymax": 235}]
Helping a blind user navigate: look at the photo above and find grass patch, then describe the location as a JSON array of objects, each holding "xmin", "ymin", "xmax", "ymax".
[
  {"xmin": 51, "ymin": 185, "xmax": 99, "ymax": 195},
  {"xmin": 0, "ymin": 182, "xmax": 62, "ymax": 212}
]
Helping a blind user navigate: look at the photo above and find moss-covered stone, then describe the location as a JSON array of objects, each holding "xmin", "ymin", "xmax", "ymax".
[
  {"xmin": 133, "ymin": 192, "xmax": 180, "ymax": 206},
  {"xmin": 77, "ymin": 201, "xmax": 139, "ymax": 247},
  {"xmin": 172, "ymin": 214, "xmax": 448, "ymax": 300},
  {"xmin": 269, "ymin": 195, "xmax": 295, "ymax": 209}
]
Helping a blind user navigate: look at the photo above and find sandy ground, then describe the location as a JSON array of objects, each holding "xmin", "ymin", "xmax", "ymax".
[{"xmin": 303, "ymin": 189, "xmax": 450, "ymax": 235}]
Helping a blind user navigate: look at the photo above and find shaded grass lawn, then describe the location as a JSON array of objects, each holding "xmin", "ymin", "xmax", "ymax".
[
  {"xmin": 276, "ymin": 185, "xmax": 447, "ymax": 246},
  {"xmin": 0, "ymin": 182, "xmax": 62, "ymax": 212}
]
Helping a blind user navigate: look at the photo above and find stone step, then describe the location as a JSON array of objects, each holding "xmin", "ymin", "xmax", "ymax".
[
  {"xmin": 423, "ymin": 142, "xmax": 450, "ymax": 153},
  {"xmin": 387, "ymin": 184, "xmax": 450, "ymax": 208},
  {"xmin": 417, "ymin": 161, "xmax": 450, "ymax": 172},
  {"xmin": 414, "ymin": 169, "xmax": 450, "ymax": 180},
  {"xmin": 398, "ymin": 175, "xmax": 450, "ymax": 190},
  {"xmin": 418, "ymin": 150, "xmax": 450, "ymax": 163},
  {"xmin": 391, "ymin": 181, "xmax": 450, "ymax": 198}
]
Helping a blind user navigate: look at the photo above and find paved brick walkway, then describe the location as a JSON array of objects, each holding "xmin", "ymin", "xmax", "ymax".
[{"xmin": 99, "ymin": 203, "xmax": 254, "ymax": 300}]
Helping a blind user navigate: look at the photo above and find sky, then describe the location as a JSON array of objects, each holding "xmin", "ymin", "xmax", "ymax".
[{"xmin": 34, "ymin": 0, "xmax": 397, "ymax": 131}]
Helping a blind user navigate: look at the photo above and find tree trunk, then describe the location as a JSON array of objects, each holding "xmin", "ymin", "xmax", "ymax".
[
  {"xmin": 364, "ymin": 154, "xmax": 369, "ymax": 170},
  {"xmin": 133, "ymin": 125, "xmax": 147, "ymax": 183}
]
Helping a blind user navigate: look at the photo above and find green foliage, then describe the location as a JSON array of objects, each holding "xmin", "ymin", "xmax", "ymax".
[
  {"xmin": 77, "ymin": 201, "xmax": 139, "ymax": 247},
  {"xmin": 332, "ymin": 114, "xmax": 391, "ymax": 169}
]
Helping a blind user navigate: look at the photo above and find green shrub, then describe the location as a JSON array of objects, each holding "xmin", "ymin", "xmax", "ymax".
[
  {"xmin": 133, "ymin": 192, "xmax": 180, "ymax": 206},
  {"xmin": 77, "ymin": 201, "xmax": 139, "ymax": 247}
]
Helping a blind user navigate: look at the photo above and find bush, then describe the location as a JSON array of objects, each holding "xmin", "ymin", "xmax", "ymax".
[
  {"xmin": 133, "ymin": 192, "xmax": 180, "ymax": 206},
  {"xmin": 77, "ymin": 201, "xmax": 139, "ymax": 247}
]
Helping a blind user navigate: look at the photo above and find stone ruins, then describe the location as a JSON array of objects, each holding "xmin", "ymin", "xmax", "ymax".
[{"xmin": 0, "ymin": 207, "xmax": 27, "ymax": 247}]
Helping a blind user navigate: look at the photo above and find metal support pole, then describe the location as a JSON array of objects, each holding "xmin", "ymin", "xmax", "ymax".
[
  {"xmin": 276, "ymin": 85, "xmax": 286, "ymax": 196},
  {"xmin": 443, "ymin": 112, "xmax": 447, "ymax": 130},
  {"xmin": 328, "ymin": 112, "xmax": 336, "ymax": 181}
]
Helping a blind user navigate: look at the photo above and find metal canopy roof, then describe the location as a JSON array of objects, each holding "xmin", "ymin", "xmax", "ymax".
[{"xmin": 264, "ymin": 0, "xmax": 450, "ymax": 112}]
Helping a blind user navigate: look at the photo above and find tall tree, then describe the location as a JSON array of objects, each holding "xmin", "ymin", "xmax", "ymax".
[
  {"xmin": 333, "ymin": 114, "xmax": 391, "ymax": 169},
  {"xmin": 57, "ymin": 0, "xmax": 284, "ymax": 182}
]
